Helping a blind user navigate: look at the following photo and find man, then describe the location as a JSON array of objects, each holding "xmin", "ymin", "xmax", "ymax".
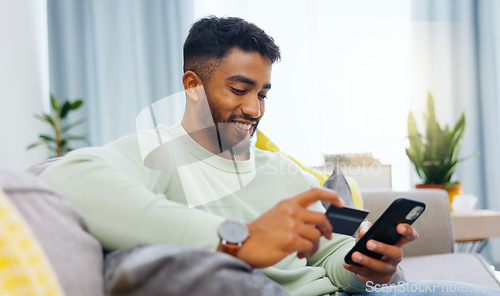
[{"xmin": 41, "ymin": 16, "xmax": 498, "ymax": 296}]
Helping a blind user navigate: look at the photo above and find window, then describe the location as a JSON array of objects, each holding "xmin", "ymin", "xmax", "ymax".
[{"xmin": 194, "ymin": 0, "xmax": 413, "ymax": 190}]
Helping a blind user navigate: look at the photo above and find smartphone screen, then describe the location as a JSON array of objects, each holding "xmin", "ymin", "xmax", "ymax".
[{"xmin": 344, "ymin": 197, "xmax": 425, "ymax": 266}]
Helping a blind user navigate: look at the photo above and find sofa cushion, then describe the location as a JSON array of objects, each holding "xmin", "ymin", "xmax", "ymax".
[
  {"xmin": 0, "ymin": 170, "xmax": 104, "ymax": 296},
  {"xmin": 400, "ymin": 253, "xmax": 500, "ymax": 289}
]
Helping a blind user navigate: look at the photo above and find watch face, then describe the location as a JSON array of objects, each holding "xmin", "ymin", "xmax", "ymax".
[{"xmin": 219, "ymin": 220, "xmax": 249, "ymax": 244}]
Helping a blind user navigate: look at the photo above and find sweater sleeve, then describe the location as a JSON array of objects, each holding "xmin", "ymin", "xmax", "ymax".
[
  {"xmin": 40, "ymin": 132, "xmax": 224, "ymax": 251},
  {"xmin": 307, "ymin": 235, "xmax": 368, "ymax": 294}
]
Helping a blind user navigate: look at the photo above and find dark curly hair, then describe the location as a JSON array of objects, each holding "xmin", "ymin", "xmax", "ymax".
[{"xmin": 183, "ymin": 16, "xmax": 281, "ymax": 83}]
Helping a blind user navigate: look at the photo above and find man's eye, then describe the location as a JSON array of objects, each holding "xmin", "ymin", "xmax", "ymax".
[
  {"xmin": 258, "ymin": 94, "xmax": 267, "ymax": 101},
  {"xmin": 230, "ymin": 87, "xmax": 246, "ymax": 95}
]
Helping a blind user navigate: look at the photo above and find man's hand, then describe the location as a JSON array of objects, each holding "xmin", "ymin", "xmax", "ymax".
[
  {"xmin": 343, "ymin": 221, "xmax": 418, "ymax": 284},
  {"xmin": 234, "ymin": 187, "xmax": 344, "ymax": 268}
]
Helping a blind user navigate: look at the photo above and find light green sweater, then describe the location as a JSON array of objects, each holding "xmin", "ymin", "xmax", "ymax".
[{"xmin": 41, "ymin": 123, "xmax": 367, "ymax": 296}]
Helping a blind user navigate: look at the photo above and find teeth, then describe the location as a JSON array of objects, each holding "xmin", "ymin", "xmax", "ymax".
[{"xmin": 234, "ymin": 122, "xmax": 252, "ymax": 131}]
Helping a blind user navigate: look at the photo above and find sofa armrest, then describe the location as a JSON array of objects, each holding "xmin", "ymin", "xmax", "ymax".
[{"xmin": 360, "ymin": 189, "xmax": 453, "ymax": 257}]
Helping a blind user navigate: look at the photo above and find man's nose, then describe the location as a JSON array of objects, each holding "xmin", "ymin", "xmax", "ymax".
[{"xmin": 241, "ymin": 94, "xmax": 261, "ymax": 118}]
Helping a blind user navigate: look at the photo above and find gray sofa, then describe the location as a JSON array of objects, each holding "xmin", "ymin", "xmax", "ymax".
[
  {"xmin": 361, "ymin": 189, "xmax": 500, "ymax": 289},
  {"xmin": 0, "ymin": 170, "xmax": 104, "ymax": 296},
  {"xmin": 1, "ymin": 168, "xmax": 499, "ymax": 295}
]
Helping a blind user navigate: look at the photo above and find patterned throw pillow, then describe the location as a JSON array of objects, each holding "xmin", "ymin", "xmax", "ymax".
[{"xmin": 0, "ymin": 188, "xmax": 64, "ymax": 296}]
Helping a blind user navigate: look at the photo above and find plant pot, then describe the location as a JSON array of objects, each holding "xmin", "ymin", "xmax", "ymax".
[{"xmin": 415, "ymin": 183, "xmax": 464, "ymax": 211}]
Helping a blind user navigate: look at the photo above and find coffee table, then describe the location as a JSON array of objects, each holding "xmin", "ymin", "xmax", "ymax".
[{"xmin": 451, "ymin": 210, "xmax": 500, "ymax": 252}]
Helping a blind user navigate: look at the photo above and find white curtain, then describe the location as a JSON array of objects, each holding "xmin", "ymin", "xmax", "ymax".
[
  {"xmin": 47, "ymin": 0, "xmax": 193, "ymax": 145},
  {"xmin": 411, "ymin": 0, "xmax": 500, "ymax": 265}
]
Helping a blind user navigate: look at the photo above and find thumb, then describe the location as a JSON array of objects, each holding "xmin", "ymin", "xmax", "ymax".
[{"xmin": 357, "ymin": 221, "xmax": 372, "ymax": 240}]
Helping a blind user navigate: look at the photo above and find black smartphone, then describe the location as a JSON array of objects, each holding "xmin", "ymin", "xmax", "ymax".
[{"xmin": 344, "ymin": 197, "xmax": 426, "ymax": 266}]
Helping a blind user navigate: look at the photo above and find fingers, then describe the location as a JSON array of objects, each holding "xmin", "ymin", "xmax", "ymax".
[
  {"xmin": 343, "ymin": 224, "xmax": 417, "ymax": 285},
  {"xmin": 356, "ymin": 221, "xmax": 372, "ymax": 241},
  {"xmin": 343, "ymin": 247, "xmax": 400, "ymax": 284},
  {"xmin": 292, "ymin": 216, "xmax": 327, "ymax": 257},
  {"xmin": 365, "ymin": 240, "xmax": 402, "ymax": 262},
  {"xmin": 358, "ymin": 221, "xmax": 372, "ymax": 236},
  {"xmin": 290, "ymin": 225, "xmax": 319, "ymax": 257},
  {"xmin": 355, "ymin": 224, "xmax": 416, "ymax": 260},
  {"xmin": 239, "ymin": 187, "xmax": 345, "ymax": 267},
  {"xmin": 294, "ymin": 187, "xmax": 344, "ymax": 208},
  {"xmin": 296, "ymin": 223, "xmax": 322, "ymax": 242},
  {"xmin": 345, "ymin": 251, "xmax": 397, "ymax": 273},
  {"xmin": 297, "ymin": 240, "xmax": 319, "ymax": 259},
  {"xmin": 344, "ymin": 233, "xmax": 408, "ymax": 285},
  {"xmin": 283, "ymin": 188, "xmax": 340, "ymax": 240},
  {"xmin": 299, "ymin": 211, "xmax": 332, "ymax": 240},
  {"xmin": 296, "ymin": 226, "xmax": 320, "ymax": 259},
  {"xmin": 343, "ymin": 257, "xmax": 396, "ymax": 284},
  {"xmin": 395, "ymin": 224, "xmax": 418, "ymax": 247}
]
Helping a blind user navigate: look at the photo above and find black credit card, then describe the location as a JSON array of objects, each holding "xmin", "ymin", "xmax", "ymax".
[{"xmin": 325, "ymin": 205, "xmax": 369, "ymax": 236}]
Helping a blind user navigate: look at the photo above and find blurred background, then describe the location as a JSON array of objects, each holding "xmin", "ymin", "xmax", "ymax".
[{"xmin": 1, "ymin": 0, "xmax": 499, "ymax": 267}]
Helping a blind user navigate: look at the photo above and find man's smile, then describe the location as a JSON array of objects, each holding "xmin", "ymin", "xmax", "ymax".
[{"xmin": 232, "ymin": 120, "xmax": 255, "ymax": 133}]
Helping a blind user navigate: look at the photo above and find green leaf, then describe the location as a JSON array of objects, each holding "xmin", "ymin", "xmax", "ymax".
[
  {"xmin": 70, "ymin": 99, "xmax": 83, "ymax": 110},
  {"xmin": 65, "ymin": 136, "xmax": 87, "ymax": 141},
  {"xmin": 443, "ymin": 181, "xmax": 460, "ymax": 189},
  {"xmin": 407, "ymin": 111, "xmax": 426, "ymax": 180},
  {"xmin": 31, "ymin": 95, "xmax": 89, "ymax": 157},
  {"xmin": 26, "ymin": 142, "xmax": 41, "ymax": 150},
  {"xmin": 62, "ymin": 119, "xmax": 85, "ymax": 132},
  {"xmin": 34, "ymin": 113, "xmax": 56, "ymax": 128},
  {"xmin": 60, "ymin": 101, "xmax": 71, "ymax": 119},
  {"xmin": 406, "ymin": 148, "xmax": 424, "ymax": 180},
  {"xmin": 33, "ymin": 113, "xmax": 45, "ymax": 122},
  {"xmin": 50, "ymin": 94, "xmax": 60, "ymax": 113},
  {"xmin": 39, "ymin": 134, "xmax": 56, "ymax": 142}
]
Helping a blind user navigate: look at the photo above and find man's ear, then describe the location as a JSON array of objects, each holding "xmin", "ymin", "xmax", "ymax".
[{"xmin": 182, "ymin": 71, "xmax": 204, "ymax": 101}]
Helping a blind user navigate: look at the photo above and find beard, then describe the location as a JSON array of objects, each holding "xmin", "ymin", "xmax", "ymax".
[{"xmin": 204, "ymin": 89, "xmax": 259, "ymax": 156}]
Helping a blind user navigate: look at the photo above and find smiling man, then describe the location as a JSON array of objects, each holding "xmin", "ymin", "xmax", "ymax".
[
  {"xmin": 40, "ymin": 16, "xmax": 499, "ymax": 296},
  {"xmin": 181, "ymin": 48, "xmax": 271, "ymax": 159}
]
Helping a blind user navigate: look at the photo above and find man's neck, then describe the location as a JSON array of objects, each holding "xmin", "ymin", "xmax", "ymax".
[{"xmin": 180, "ymin": 121, "xmax": 250, "ymax": 161}]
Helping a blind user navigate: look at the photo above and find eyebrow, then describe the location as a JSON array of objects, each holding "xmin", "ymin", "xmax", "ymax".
[{"xmin": 227, "ymin": 75, "xmax": 271, "ymax": 89}]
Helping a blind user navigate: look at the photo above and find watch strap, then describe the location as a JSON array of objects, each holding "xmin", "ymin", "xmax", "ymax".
[{"xmin": 219, "ymin": 240, "xmax": 242, "ymax": 256}]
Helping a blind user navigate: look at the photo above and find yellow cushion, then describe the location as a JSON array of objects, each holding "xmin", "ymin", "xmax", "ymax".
[
  {"xmin": 255, "ymin": 130, "xmax": 364, "ymax": 209},
  {"xmin": 0, "ymin": 188, "xmax": 64, "ymax": 296}
]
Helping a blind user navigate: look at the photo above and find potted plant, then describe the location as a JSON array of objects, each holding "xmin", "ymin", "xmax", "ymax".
[
  {"xmin": 406, "ymin": 92, "xmax": 477, "ymax": 208},
  {"xmin": 27, "ymin": 94, "xmax": 89, "ymax": 158}
]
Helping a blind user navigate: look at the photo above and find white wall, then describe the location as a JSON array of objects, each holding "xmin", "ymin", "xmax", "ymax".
[{"xmin": 0, "ymin": 0, "xmax": 49, "ymax": 171}]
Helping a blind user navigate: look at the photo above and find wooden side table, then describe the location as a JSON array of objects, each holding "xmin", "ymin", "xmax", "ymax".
[{"xmin": 451, "ymin": 210, "xmax": 500, "ymax": 252}]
